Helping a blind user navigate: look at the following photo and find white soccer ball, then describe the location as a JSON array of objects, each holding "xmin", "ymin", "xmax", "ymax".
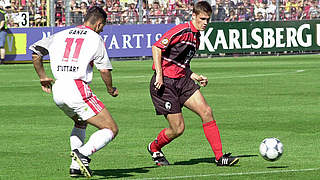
[{"xmin": 259, "ymin": 137, "xmax": 283, "ymax": 161}]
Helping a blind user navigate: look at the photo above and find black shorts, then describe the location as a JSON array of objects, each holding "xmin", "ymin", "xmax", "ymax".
[{"xmin": 150, "ymin": 72, "xmax": 200, "ymax": 115}]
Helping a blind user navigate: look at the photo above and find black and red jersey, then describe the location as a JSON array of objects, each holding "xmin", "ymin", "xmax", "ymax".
[{"xmin": 152, "ymin": 21, "xmax": 200, "ymax": 78}]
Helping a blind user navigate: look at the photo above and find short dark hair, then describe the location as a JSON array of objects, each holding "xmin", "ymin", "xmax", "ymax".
[
  {"xmin": 193, "ymin": 1, "xmax": 212, "ymax": 15},
  {"xmin": 84, "ymin": 6, "xmax": 108, "ymax": 24}
]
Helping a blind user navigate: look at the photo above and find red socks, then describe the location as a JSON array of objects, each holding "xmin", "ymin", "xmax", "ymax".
[
  {"xmin": 150, "ymin": 121, "xmax": 223, "ymax": 160},
  {"xmin": 150, "ymin": 128, "xmax": 172, "ymax": 152},
  {"xmin": 203, "ymin": 120, "xmax": 223, "ymax": 160}
]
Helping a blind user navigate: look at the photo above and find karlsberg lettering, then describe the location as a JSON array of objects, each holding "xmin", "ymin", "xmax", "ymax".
[{"xmin": 199, "ymin": 24, "xmax": 314, "ymax": 51}]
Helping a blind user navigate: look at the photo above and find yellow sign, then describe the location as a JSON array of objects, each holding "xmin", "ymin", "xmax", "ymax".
[{"xmin": 5, "ymin": 33, "xmax": 27, "ymax": 55}]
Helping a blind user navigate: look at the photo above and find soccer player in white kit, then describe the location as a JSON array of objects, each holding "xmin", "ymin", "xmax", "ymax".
[{"xmin": 29, "ymin": 7, "xmax": 118, "ymax": 178}]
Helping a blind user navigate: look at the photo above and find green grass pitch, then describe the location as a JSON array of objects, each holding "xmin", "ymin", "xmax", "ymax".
[{"xmin": 0, "ymin": 55, "xmax": 319, "ymax": 179}]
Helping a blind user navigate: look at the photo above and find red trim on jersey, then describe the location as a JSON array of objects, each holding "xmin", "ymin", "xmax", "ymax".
[
  {"xmin": 74, "ymin": 80, "xmax": 105, "ymax": 114},
  {"xmin": 152, "ymin": 21, "xmax": 199, "ymax": 78},
  {"xmin": 189, "ymin": 21, "xmax": 198, "ymax": 33},
  {"xmin": 76, "ymin": 25, "xmax": 94, "ymax": 31}
]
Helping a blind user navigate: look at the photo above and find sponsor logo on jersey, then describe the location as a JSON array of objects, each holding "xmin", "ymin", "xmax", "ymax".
[
  {"xmin": 165, "ymin": 102, "xmax": 171, "ymax": 110},
  {"xmin": 161, "ymin": 38, "xmax": 169, "ymax": 46}
]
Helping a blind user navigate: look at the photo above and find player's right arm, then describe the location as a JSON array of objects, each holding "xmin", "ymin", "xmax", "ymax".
[
  {"xmin": 29, "ymin": 37, "xmax": 54, "ymax": 94},
  {"xmin": 32, "ymin": 53, "xmax": 54, "ymax": 93},
  {"xmin": 152, "ymin": 45, "xmax": 163, "ymax": 90}
]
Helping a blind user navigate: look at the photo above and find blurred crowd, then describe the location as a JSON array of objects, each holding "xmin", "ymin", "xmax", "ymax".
[{"xmin": 1, "ymin": 0, "xmax": 320, "ymax": 27}]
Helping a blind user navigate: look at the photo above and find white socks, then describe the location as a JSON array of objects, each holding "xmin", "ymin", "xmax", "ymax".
[
  {"xmin": 78, "ymin": 128, "xmax": 114, "ymax": 157},
  {"xmin": 70, "ymin": 127, "xmax": 86, "ymax": 169}
]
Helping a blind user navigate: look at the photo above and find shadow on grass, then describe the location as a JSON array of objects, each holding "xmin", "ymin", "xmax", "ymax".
[
  {"xmin": 93, "ymin": 166, "xmax": 157, "ymax": 179},
  {"xmin": 173, "ymin": 154, "xmax": 258, "ymax": 166},
  {"xmin": 267, "ymin": 166, "xmax": 289, "ymax": 169}
]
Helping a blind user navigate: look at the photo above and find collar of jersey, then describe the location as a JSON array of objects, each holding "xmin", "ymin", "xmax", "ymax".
[
  {"xmin": 189, "ymin": 21, "xmax": 198, "ymax": 33},
  {"xmin": 77, "ymin": 25, "xmax": 94, "ymax": 31}
]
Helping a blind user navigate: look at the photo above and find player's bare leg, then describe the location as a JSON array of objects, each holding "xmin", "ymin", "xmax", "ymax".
[
  {"xmin": 184, "ymin": 90, "xmax": 239, "ymax": 166},
  {"xmin": 71, "ymin": 108, "xmax": 118, "ymax": 177},
  {"xmin": 164, "ymin": 113, "xmax": 185, "ymax": 139},
  {"xmin": 148, "ymin": 113, "xmax": 185, "ymax": 166}
]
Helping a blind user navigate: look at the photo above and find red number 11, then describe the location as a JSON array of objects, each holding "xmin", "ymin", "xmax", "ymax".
[{"xmin": 63, "ymin": 38, "xmax": 84, "ymax": 62}]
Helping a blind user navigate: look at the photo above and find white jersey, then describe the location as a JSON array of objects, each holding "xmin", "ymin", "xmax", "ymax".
[{"xmin": 29, "ymin": 25, "xmax": 112, "ymax": 83}]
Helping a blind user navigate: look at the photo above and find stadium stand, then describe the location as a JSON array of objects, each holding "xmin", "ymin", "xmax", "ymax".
[{"xmin": 1, "ymin": 0, "xmax": 320, "ymax": 27}]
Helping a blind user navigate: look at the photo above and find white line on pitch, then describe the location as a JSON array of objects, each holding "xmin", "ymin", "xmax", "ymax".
[
  {"xmin": 133, "ymin": 70, "xmax": 305, "ymax": 83},
  {"xmin": 116, "ymin": 70, "xmax": 305, "ymax": 80},
  {"xmin": 0, "ymin": 70, "xmax": 305, "ymax": 88},
  {"xmin": 131, "ymin": 167, "xmax": 320, "ymax": 180},
  {"xmin": 210, "ymin": 70, "xmax": 305, "ymax": 79}
]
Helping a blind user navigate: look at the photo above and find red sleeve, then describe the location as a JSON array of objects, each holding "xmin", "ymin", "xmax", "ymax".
[{"xmin": 153, "ymin": 24, "xmax": 185, "ymax": 50}]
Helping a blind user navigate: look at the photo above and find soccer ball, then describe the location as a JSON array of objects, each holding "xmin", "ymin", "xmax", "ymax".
[{"xmin": 259, "ymin": 137, "xmax": 283, "ymax": 161}]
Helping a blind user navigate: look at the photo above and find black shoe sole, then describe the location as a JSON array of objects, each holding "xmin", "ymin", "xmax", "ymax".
[
  {"xmin": 217, "ymin": 158, "xmax": 240, "ymax": 166},
  {"xmin": 147, "ymin": 143, "xmax": 170, "ymax": 166},
  {"xmin": 70, "ymin": 169, "xmax": 83, "ymax": 178},
  {"xmin": 70, "ymin": 151, "xmax": 92, "ymax": 178}
]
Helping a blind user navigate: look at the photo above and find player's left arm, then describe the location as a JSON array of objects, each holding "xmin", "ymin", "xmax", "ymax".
[
  {"xmin": 32, "ymin": 53, "xmax": 54, "ymax": 93},
  {"xmin": 99, "ymin": 69, "xmax": 118, "ymax": 97},
  {"xmin": 191, "ymin": 72, "xmax": 208, "ymax": 87}
]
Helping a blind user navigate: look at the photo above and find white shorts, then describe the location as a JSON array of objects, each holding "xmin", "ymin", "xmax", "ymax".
[{"xmin": 52, "ymin": 79, "xmax": 105, "ymax": 121}]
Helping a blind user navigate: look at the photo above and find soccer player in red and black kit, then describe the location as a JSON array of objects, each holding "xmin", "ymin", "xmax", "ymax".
[{"xmin": 147, "ymin": 1, "xmax": 239, "ymax": 166}]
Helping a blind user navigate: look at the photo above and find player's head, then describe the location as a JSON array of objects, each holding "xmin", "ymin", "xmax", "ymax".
[
  {"xmin": 84, "ymin": 6, "xmax": 108, "ymax": 33},
  {"xmin": 192, "ymin": 1, "xmax": 212, "ymax": 31}
]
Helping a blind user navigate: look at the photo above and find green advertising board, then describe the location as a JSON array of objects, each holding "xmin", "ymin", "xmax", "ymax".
[{"xmin": 198, "ymin": 20, "xmax": 320, "ymax": 54}]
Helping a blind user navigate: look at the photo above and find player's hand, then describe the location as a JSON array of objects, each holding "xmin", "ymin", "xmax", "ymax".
[
  {"xmin": 154, "ymin": 74, "xmax": 163, "ymax": 90},
  {"xmin": 108, "ymin": 87, "xmax": 118, "ymax": 97},
  {"xmin": 40, "ymin": 78, "xmax": 54, "ymax": 93},
  {"xmin": 198, "ymin": 75, "xmax": 208, "ymax": 87}
]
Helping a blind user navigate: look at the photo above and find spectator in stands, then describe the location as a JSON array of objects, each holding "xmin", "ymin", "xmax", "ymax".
[
  {"xmin": 18, "ymin": 0, "xmax": 27, "ymax": 11},
  {"xmin": 27, "ymin": 0, "xmax": 36, "ymax": 26},
  {"xmin": 37, "ymin": 0, "xmax": 47, "ymax": 26},
  {"xmin": 225, "ymin": 8, "xmax": 237, "ymax": 22},
  {"xmin": 212, "ymin": 0, "xmax": 226, "ymax": 22},
  {"xmin": 167, "ymin": 0, "xmax": 176, "ymax": 14},
  {"xmin": 291, "ymin": 7, "xmax": 300, "ymax": 20},
  {"xmin": 88, "ymin": 0, "xmax": 97, "ymax": 8},
  {"xmin": 237, "ymin": 2, "xmax": 247, "ymax": 21},
  {"xmin": 110, "ymin": 2, "xmax": 122, "ymax": 24},
  {"xmin": 300, "ymin": 0, "xmax": 311, "ymax": 19},
  {"xmin": 309, "ymin": 0, "xmax": 319, "ymax": 19},
  {"xmin": 81, "ymin": 0, "xmax": 89, "ymax": 6},
  {"xmin": 266, "ymin": 0, "xmax": 276, "ymax": 20},
  {"xmin": 255, "ymin": 11, "xmax": 265, "ymax": 21},
  {"xmin": 149, "ymin": 1, "xmax": 163, "ymax": 24},
  {"xmin": 97, "ymin": 0, "xmax": 105, "ymax": 7},
  {"xmin": 70, "ymin": 1, "xmax": 83, "ymax": 25},
  {"xmin": 55, "ymin": 0, "xmax": 65, "ymax": 26},
  {"xmin": 0, "ymin": 4, "xmax": 7, "ymax": 64},
  {"xmin": 7, "ymin": 0, "xmax": 19, "ymax": 13},
  {"xmin": 183, "ymin": 2, "xmax": 193, "ymax": 22},
  {"xmin": 141, "ymin": 0, "xmax": 150, "ymax": 23},
  {"xmin": 254, "ymin": 1, "xmax": 266, "ymax": 20},
  {"xmin": 104, "ymin": 0, "xmax": 112, "ymax": 24},
  {"xmin": 80, "ymin": 2, "xmax": 88, "ymax": 16},
  {"xmin": 243, "ymin": 0, "xmax": 254, "ymax": 20},
  {"xmin": 285, "ymin": 0, "xmax": 299, "ymax": 13},
  {"xmin": 150, "ymin": 1, "xmax": 163, "ymax": 16},
  {"xmin": 226, "ymin": 0, "xmax": 236, "ymax": 10},
  {"xmin": 34, "ymin": 13, "xmax": 43, "ymax": 26},
  {"xmin": 123, "ymin": 2, "xmax": 139, "ymax": 24}
]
